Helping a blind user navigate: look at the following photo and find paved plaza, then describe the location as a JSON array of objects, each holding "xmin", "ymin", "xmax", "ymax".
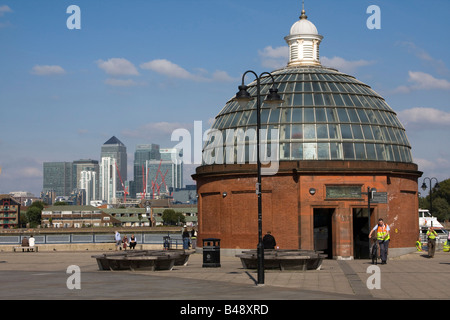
[{"xmin": 0, "ymin": 250, "xmax": 449, "ymax": 301}]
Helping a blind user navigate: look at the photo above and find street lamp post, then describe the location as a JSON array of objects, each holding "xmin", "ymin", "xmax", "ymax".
[
  {"xmin": 421, "ymin": 177, "xmax": 440, "ymax": 216},
  {"xmin": 234, "ymin": 70, "xmax": 283, "ymax": 285}
]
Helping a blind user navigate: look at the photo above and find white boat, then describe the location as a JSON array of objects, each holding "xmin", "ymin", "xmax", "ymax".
[{"xmin": 419, "ymin": 209, "xmax": 448, "ymax": 243}]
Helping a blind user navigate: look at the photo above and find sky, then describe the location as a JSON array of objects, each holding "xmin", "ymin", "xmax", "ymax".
[{"xmin": 0, "ymin": 0, "xmax": 449, "ymax": 196}]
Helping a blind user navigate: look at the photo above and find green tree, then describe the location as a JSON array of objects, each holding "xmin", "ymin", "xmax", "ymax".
[
  {"xmin": 420, "ymin": 178, "xmax": 450, "ymax": 222},
  {"xmin": 26, "ymin": 206, "xmax": 42, "ymax": 228},
  {"xmin": 162, "ymin": 209, "xmax": 185, "ymax": 226}
]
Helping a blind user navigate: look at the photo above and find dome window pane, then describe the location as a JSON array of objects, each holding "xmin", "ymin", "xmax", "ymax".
[
  {"xmin": 314, "ymin": 93, "xmax": 325, "ymax": 106},
  {"xmin": 354, "ymin": 143, "xmax": 366, "ymax": 159},
  {"xmin": 326, "ymin": 108, "xmax": 337, "ymax": 122},
  {"xmin": 375, "ymin": 144, "xmax": 385, "ymax": 160},
  {"xmin": 292, "ymin": 108, "xmax": 303, "ymax": 122},
  {"xmin": 342, "ymin": 95, "xmax": 354, "ymax": 106},
  {"xmin": 328, "ymin": 124, "xmax": 339, "ymax": 139},
  {"xmin": 304, "ymin": 124, "xmax": 316, "ymax": 139},
  {"xmin": 343, "ymin": 143, "xmax": 355, "ymax": 159},
  {"xmin": 337, "ymin": 108, "xmax": 349, "ymax": 122},
  {"xmin": 261, "ymin": 109, "xmax": 270, "ymax": 124},
  {"xmin": 357, "ymin": 109, "xmax": 369, "ymax": 123},
  {"xmin": 328, "ymin": 82, "xmax": 339, "ymax": 92},
  {"xmin": 293, "ymin": 93, "xmax": 303, "ymax": 106},
  {"xmin": 317, "ymin": 124, "xmax": 328, "ymax": 139},
  {"xmin": 323, "ymin": 94, "xmax": 334, "ymax": 106},
  {"xmin": 312, "ymin": 82, "xmax": 321, "ymax": 91},
  {"xmin": 230, "ymin": 112, "xmax": 242, "ymax": 127},
  {"xmin": 366, "ymin": 144, "xmax": 377, "ymax": 160},
  {"xmin": 318, "ymin": 143, "xmax": 330, "ymax": 159},
  {"xmin": 347, "ymin": 108, "xmax": 360, "ymax": 122},
  {"xmin": 392, "ymin": 145, "xmax": 401, "ymax": 162},
  {"xmin": 304, "ymin": 82, "xmax": 312, "ymax": 92},
  {"xmin": 316, "ymin": 107, "xmax": 327, "ymax": 122},
  {"xmin": 350, "ymin": 95, "xmax": 363, "ymax": 107},
  {"xmin": 286, "ymin": 82, "xmax": 296, "ymax": 92},
  {"xmin": 352, "ymin": 124, "xmax": 364, "ymax": 140},
  {"xmin": 362, "ymin": 125, "xmax": 374, "ymax": 140},
  {"xmin": 330, "ymin": 142, "xmax": 341, "ymax": 159},
  {"xmin": 333, "ymin": 94, "xmax": 344, "ymax": 106},
  {"xmin": 268, "ymin": 108, "xmax": 281, "ymax": 124},
  {"xmin": 304, "ymin": 93, "xmax": 313, "ymax": 106},
  {"xmin": 292, "ymin": 142, "xmax": 303, "ymax": 158},
  {"xmin": 295, "ymin": 82, "xmax": 304, "ymax": 91},
  {"xmin": 283, "ymin": 93, "xmax": 293, "ymax": 105},
  {"xmin": 281, "ymin": 108, "xmax": 292, "ymax": 123},
  {"xmin": 304, "ymin": 108, "xmax": 315, "ymax": 122},
  {"xmin": 292, "ymin": 124, "xmax": 303, "ymax": 139},
  {"xmin": 341, "ymin": 124, "xmax": 353, "ymax": 139},
  {"xmin": 303, "ymin": 143, "xmax": 318, "ymax": 160}
]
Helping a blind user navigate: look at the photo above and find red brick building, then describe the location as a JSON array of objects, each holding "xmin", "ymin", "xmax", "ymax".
[{"xmin": 193, "ymin": 9, "xmax": 422, "ymax": 259}]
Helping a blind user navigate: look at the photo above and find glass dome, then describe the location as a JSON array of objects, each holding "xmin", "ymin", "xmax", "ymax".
[{"xmin": 203, "ymin": 65, "xmax": 412, "ymax": 165}]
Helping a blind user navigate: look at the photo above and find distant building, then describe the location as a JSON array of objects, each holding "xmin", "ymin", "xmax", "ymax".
[
  {"xmin": 73, "ymin": 159, "xmax": 99, "ymax": 201},
  {"xmin": 100, "ymin": 136, "xmax": 127, "ymax": 192},
  {"xmin": 41, "ymin": 205, "xmax": 120, "ymax": 228},
  {"xmin": 99, "ymin": 157, "xmax": 117, "ymax": 204},
  {"xmin": 145, "ymin": 148, "xmax": 183, "ymax": 198},
  {"xmin": 43, "ymin": 162, "xmax": 73, "ymax": 197},
  {"xmin": 133, "ymin": 144, "xmax": 160, "ymax": 198},
  {"xmin": 0, "ymin": 194, "xmax": 21, "ymax": 229}
]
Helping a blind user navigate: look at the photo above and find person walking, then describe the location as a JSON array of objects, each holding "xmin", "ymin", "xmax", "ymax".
[
  {"xmin": 426, "ymin": 227, "xmax": 438, "ymax": 258},
  {"xmin": 369, "ymin": 218, "xmax": 390, "ymax": 264},
  {"xmin": 114, "ymin": 231, "xmax": 122, "ymax": 250},
  {"xmin": 182, "ymin": 227, "xmax": 190, "ymax": 249},
  {"xmin": 262, "ymin": 231, "xmax": 277, "ymax": 249}
]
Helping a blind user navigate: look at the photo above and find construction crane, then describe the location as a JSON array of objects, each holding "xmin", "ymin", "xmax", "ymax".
[{"xmin": 115, "ymin": 162, "xmax": 128, "ymax": 203}]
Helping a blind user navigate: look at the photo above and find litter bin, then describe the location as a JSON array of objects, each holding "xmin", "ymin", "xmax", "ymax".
[
  {"xmin": 202, "ymin": 238, "xmax": 221, "ymax": 268},
  {"xmin": 163, "ymin": 236, "xmax": 171, "ymax": 250}
]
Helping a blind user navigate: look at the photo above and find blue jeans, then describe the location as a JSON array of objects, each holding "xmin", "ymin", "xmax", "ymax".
[{"xmin": 183, "ymin": 237, "xmax": 190, "ymax": 249}]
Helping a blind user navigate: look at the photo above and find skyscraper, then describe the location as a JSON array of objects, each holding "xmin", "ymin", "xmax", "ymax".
[
  {"xmin": 73, "ymin": 159, "xmax": 99, "ymax": 200},
  {"xmin": 145, "ymin": 148, "xmax": 183, "ymax": 197},
  {"xmin": 100, "ymin": 136, "xmax": 127, "ymax": 192},
  {"xmin": 99, "ymin": 157, "xmax": 117, "ymax": 204},
  {"xmin": 43, "ymin": 162, "xmax": 73, "ymax": 197},
  {"xmin": 133, "ymin": 144, "xmax": 160, "ymax": 197}
]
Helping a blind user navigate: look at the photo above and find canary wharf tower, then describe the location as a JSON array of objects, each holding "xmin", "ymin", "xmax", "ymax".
[{"xmin": 193, "ymin": 8, "xmax": 422, "ymax": 259}]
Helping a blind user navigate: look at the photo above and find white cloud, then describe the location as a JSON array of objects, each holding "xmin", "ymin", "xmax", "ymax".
[
  {"xmin": 0, "ymin": 5, "xmax": 12, "ymax": 16},
  {"xmin": 31, "ymin": 65, "xmax": 66, "ymax": 76},
  {"xmin": 258, "ymin": 46, "xmax": 289, "ymax": 69},
  {"xmin": 398, "ymin": 107, "xmax": 450, "ymax": 129},
  {"xmin": 140, "ymin": 59, "xmax": 235, "ymax": 82},
  {"xmin": 320, "ymin": 56, "xmax": 375, "ymax": 74},
  {"xmin": 393, "ymin": 71, "xmax": 450, "ymax": 93},
  {"xmin": 96, "ymin": 58, "xmax": 139, "ymax": 76},
  {"xmin": 122, "ymin": 121, "xmax": 194, "ymax": 145},
  {"xmin": 140, "ymin": 59, "xmax": 192, "ymax": 79}
]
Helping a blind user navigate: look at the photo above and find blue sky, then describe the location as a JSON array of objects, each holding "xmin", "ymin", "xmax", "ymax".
[{"xmin": 0, "ymin": 0, "xmax": 449, "ymax": 196}]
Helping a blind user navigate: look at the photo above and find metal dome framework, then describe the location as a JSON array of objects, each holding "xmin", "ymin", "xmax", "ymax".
[{"xmin": 203, "ymin": 66, "xmax": 412, "ymax": 165}]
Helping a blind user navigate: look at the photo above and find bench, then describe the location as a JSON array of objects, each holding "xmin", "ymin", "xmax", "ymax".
[
  {"xmin": 13, "ymin": 246, "xmax": 38, "ymax": 252},
  {"xmin": 92, "ymin": 249, "xmax": 194, "ymax": 271},
  {"xmin": 236, "ymin": 249, "xmax": 327, "ymax": 271}
]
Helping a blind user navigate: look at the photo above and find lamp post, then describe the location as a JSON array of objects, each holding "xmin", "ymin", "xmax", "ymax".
[
  {"xmin": 234, "ymin": 70, "xmax": 283, "ymax": 285},
  {"xmin": 421, "ymin": 177, "xmax": 440, "ymax": 216}
]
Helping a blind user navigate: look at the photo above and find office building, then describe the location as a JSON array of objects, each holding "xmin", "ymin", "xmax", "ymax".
[
  {"xmin": 100, "ymin": 136, "xmax": 127, "ymax": 192},
  {"xmin": 43, "ymin": 162, "xmax": 73, "ymax": 197}
]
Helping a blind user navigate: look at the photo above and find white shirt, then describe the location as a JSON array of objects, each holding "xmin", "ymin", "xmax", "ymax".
[{"xmin": 29, "ymin": 237, "xmax": 35, "ymax": 247}]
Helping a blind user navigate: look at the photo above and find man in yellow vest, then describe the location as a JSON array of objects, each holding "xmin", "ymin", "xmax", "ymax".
[
  {"xmin": 369, "ymin": 218, "xmax": 390, "ymax": 264},
  {"xmin": 426, "ymin": 227, "xmax": 438, "ymax": 258}
]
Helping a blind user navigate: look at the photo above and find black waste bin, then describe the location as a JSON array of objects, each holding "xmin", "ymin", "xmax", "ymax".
[
  {"xmin": 202, "ymin": 238, "xmax": 221, "ymax": 267},
  {"xmin": 163, "ymin": 236, "xmax": 171, "ymax": 250}
]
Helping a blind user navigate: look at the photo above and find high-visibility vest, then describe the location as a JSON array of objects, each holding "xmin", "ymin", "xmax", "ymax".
[
  {"xmin": 427, "ymin": 230, "xmax": 437, "ymax": 240},
  {"xmin": 377, "ymin": 224, "xmax": 390, "ymax": 241}
]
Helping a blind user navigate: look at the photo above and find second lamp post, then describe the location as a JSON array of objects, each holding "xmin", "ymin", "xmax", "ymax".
[{"xmin": 234, "ymin": 70, "xmax": 283, "ymax": 285}]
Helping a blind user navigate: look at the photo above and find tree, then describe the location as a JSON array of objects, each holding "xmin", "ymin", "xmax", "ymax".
[
  {"xmin": 420, "ymin": 178, "xmax": 450, "ymax": 221},
  {"xmin": 162, "ymin": 209, "xmax": 185, "ymax": 226},
  {"xmin": 26, "ymin": 206, "xmax": 42, "ymax": 228}
]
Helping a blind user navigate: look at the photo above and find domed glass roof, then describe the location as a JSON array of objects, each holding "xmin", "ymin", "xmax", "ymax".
[{"xmin": 203, "ymin": 65, "xmax": 412, "ymax": 165}]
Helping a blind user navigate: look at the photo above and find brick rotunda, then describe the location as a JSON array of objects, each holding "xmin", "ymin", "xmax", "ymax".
[{"xmin": 192, "ymin": 8, "xmax": 422, "ymax": 259}]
